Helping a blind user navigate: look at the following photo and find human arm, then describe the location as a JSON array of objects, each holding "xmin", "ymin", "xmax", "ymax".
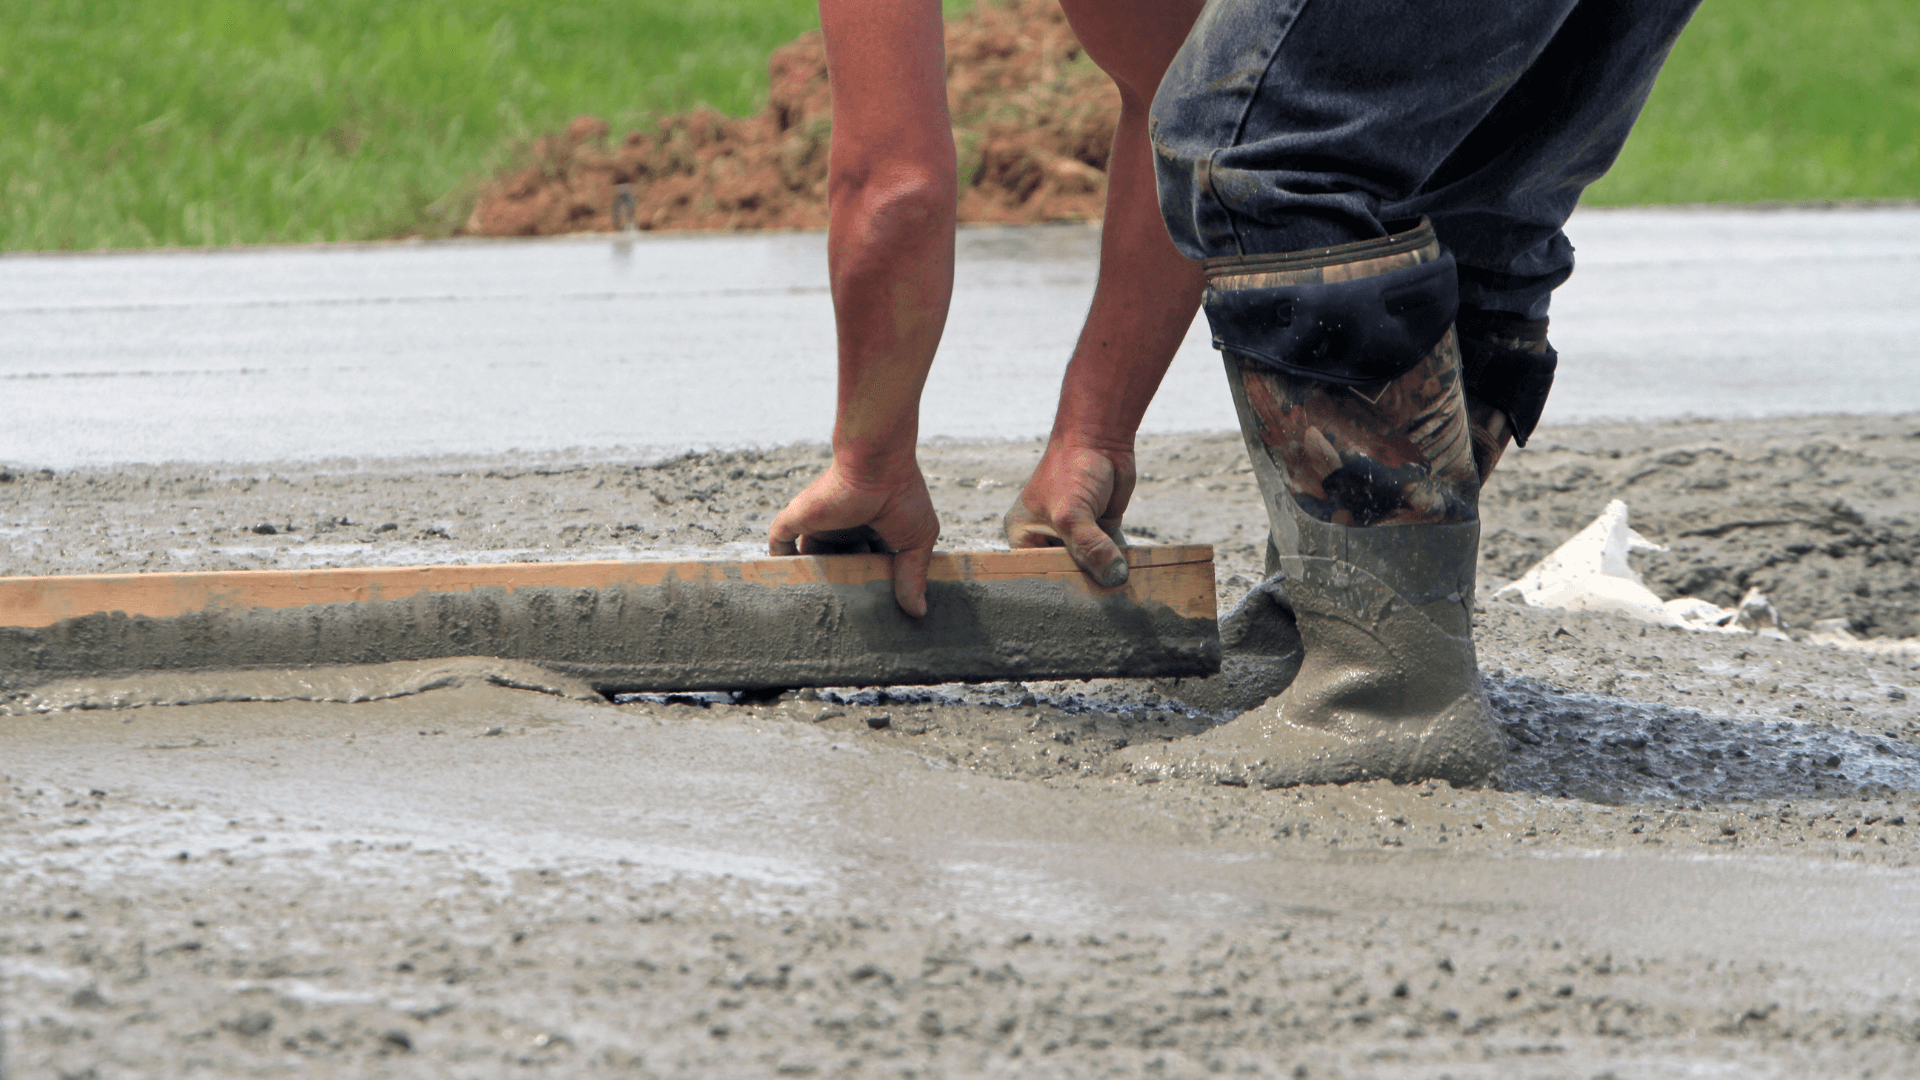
[
  {"xmin": 1002, "ymin": 0, "xmax": 1208, "ymax": 586},
  {"xmin": 768, "ymin": 0, "xmax": 958, "ymax": 618}
]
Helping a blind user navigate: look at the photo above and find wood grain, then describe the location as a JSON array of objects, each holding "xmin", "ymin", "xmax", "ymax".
[{"xmin": 0, "ymin": 545, "xmax": 1216, "ymax": 630}]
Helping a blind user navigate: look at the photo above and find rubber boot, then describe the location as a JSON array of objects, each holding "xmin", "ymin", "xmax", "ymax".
[
  {"xmin": 1458, "ymin": 309, "xmax": 1557, "ymax": 482},
  {"xmin": 1162, "ymin": 300, "xmax": 1557, "ymax": 718},
  {"xmin": 1152, "ymin": 563, "xmax": 1303, "ymax": 715},
  {"xmin": 1120, "ymin": 221, "xmax": 1502, "ymax": 788}
]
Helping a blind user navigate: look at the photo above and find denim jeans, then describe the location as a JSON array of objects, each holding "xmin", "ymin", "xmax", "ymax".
[{"xmin": 1150, "ymin": 0, "xmax": 1701, "ymax": 319}]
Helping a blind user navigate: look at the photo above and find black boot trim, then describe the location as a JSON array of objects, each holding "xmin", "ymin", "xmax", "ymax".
[
  {"xmin": 1457, "ymin": 312, "xmax": 1557, "ymax": 446},
  {"xmin": 1203, "ymin": 252, "xmax": 1459, "ymax": 386}
]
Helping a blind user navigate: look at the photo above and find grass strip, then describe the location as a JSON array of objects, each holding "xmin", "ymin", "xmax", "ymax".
[
  {"xmin": 2, "ymin": 0, "xmax": 1913, "ymax": 251},
  {"xmin": 1586, "ymin": 0, "xmax": 1919, "ymax": 205},
  {"xmin": 1, "ymin": 0, "xmax": 821, "ymax": 249}
]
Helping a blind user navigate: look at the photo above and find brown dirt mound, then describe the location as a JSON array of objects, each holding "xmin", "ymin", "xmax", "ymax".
[{"xmin": 463, "ymin": 0, "xmax": 1118, "ymax": 236}]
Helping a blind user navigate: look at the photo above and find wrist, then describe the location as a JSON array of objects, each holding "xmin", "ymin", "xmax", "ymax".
[
  {"xmin": 1046, "ymin": 422, "xmax": 1136, "ymax": 457},
  {"xmin": 830, "ymin": 433, "xmax": 922, "ymax": 488},
  {"xmin": 1049, "ymin": 373, "xmax": 1146, "ymax": 455}
]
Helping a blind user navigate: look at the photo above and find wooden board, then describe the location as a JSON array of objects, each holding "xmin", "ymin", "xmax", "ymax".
[{"xmin": 0, "ymin": 545, "xmax": 1216, "ymax": 630}]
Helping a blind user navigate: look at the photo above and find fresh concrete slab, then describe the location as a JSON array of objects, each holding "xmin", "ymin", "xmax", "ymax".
[{"xmin": 5, "ymin": 415, "xmax": 1920, "ymax": 1074}]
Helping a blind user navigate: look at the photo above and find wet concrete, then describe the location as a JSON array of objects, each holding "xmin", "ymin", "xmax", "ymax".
[
  {"xmin": 0, "ymin": 656, "xmax": 601, "ymax": 714},
  {"xmin": 4, "ymin": 208, "xmax": 1918, "ymax": 467},
  {"xmin": 0, "ymin": 573, "xmax": 1218, "ymax": 695},
  {"xmin": 8, "ymin": 682, "xmax": 1920, "ymax": 1076},
  {"xmin": 6, "ymin": 413, "xmax": 1920, "ymax": 1075}
]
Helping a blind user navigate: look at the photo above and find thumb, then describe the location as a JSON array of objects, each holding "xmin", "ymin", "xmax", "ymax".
[
  {"xmin": 1066, "ymin": 518, "xmax": 1129, "ymax": 588},
  {"xmin": 1002, "ymin": 496, "xmax": 1059, "ymax": 550},
  {"xmin": 892, "ymin": 544, "xmax": 932, "ymax": 619}
]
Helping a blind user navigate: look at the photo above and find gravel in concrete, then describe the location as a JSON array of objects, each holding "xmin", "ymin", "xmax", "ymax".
[{"xmin": 6, "ymin": 413, "xmax": 1920, "ymax": 1076}]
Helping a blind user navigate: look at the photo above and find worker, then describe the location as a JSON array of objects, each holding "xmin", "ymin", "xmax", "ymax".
[
  {"xmin": 770, "ymin": 0, "xmax": 1699, "ymax": 788},
  {"xmin": 766, "ymin": 0, "xmax": 1208, "ymax": 610}
]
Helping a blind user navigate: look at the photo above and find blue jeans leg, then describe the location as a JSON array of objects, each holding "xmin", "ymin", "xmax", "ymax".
[{"xmin": 1151, "ymin": 0, "xmax": 1701, "ymax": 318}]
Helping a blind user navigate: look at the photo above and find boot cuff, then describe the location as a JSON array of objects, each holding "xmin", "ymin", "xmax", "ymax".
[{"xmin": 1202, "ymin": 218, "xmax": 1436, "ymax": 282}]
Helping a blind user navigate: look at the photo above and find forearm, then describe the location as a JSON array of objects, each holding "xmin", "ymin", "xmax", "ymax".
[
  {"xmin": 1048, "ymin": 92, "xmax": 1205, "ymax": 453},
  {"xmin": 817, "ymin": 0, "xmax": 957, "ymax": 484},
  {"xmin": 826, "ymin": 169, "xmax": 956, "ymax": 480}
]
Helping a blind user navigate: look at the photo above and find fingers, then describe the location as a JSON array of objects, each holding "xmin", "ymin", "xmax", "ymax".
[
  {"xmin": 767, "ymin": 462, "xmax": 940, "ymax": 617},
  {"xmin": 891, "ymin": 543, "xmax": 932, "ymax": 619},
  {"xmin": 1004, "ymin": 443, "xmax": 1137, "ymax": 587},
  {"xmin": 1067, "ymin": 517, "xmax": 1129, "ymax": 588},
  {"xmin": 801, "ymin": 526, "xmax": 885, "ymax": 555},
  {"xmin": 768, "ymin": 507, "xmax": 804, "ymax": 556},
  {"xmin": 1002, "ymin": 498, "xmax": 1063, "ymax": 549},
  {"xmin": 768, "ymin": 473, "xmax": 883, "ymax": 556},
  {"xmin": 1005, "ymin": 488, "xmax": 1129, "ymax": 586}
]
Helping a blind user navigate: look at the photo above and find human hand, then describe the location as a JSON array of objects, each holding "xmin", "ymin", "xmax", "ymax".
[
  {"xmin": 770, "ymin": 459, "xmax": 940, "ymax": 618},
  {"xmin": 1003, "ymin": 441, "xmax": 1134, "ymax": 588}
]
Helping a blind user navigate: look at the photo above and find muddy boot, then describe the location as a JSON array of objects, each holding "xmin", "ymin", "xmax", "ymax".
[
  {"xmin": 1119, "ymin": 219, "xmax": 1502, "ymax": 788},
  {"xmin": 1457, "ymin": 308, "xmax": 1557, "ymax": 482},
  {"xmin": 1153, "ymin": 562, "xmax": 1304, "ymax": 715}
]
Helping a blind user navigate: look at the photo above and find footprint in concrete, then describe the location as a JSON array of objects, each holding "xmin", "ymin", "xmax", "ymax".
[{"xmin": 1489, "ymin": 675, "xmax": 1920, "ymax": 804}]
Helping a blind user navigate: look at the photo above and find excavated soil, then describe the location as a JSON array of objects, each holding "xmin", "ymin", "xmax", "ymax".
[
  {"xmin": 463, "ymin": 0, "xmax": 1116, "ymax": 236},
  {"xmin": 6, "ymin": 413, "xmax": 1920, "ymax": 1077}
]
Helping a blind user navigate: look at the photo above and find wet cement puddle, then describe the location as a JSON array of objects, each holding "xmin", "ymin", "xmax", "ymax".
[
  {"xmin": 1, "ymin": 657, "xmax": 601, "ymax": 715},
  {"xmin": 623, "ymin": 676, "xmax": 1920, "ymax": 805},
  {"xmin": 18, "ymin": 657, "xmax": 1915, "ymax": 807},
  {"xmin": 1489, "ymin": 675, "xmax": 1920, "ymax": 803}
]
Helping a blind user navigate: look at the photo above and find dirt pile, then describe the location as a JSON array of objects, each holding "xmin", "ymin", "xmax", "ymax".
[{"xmin": 463, "ymin": 0, "xmax": 1118, "ymax": 236}]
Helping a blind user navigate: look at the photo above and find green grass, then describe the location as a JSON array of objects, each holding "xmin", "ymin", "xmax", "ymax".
[
  {"xmin": 1, "ymin": 0, "xmax": 823, "ymax": 249},
  {"xmin": 2, "ymin": 0, "xmax": 1914, "ymax": 251},
  {"xmin": 1585, "ymin": 0, "xmax": 1920, "ymax": 205}
]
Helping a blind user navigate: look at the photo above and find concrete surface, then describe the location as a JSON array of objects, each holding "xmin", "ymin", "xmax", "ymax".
[
  {"xmin": 7, "ymin": 682, "xmax": 1920, "ymax": 1076},
  {"xmin": 6, "ymin": 214, "xmax": 1920, "ymax": 1076},
  {"xmin": 4, "ymin": 208, "xmax": 1917, "ymax": 467},
  {"xmin": 6, "ymin": 413, "xmax": 1920, "ymax": 1075}
]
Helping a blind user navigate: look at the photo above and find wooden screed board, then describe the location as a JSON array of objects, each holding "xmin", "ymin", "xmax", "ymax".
[{"xmin": 0, "ymin": 545, "xmax": 1220, "ymax": 692}]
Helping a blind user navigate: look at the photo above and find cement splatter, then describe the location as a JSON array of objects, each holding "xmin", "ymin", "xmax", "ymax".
[
  {"xmin": 1490, "ymin": 673, "xmax": 1920, "ymax": 803},
  {"xmin": 0, "ymin": 656, "xmax": 601, "ymax": 715}
]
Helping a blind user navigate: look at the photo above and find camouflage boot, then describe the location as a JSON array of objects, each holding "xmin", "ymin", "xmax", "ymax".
[
  {"xmin": 1457, "ymin": 308, "xmax": 1557, "ymax": 482},
  {"xmin": 1159, "ymin": 287, "xmax": 1559, "ymax": 722},
  {"xmin": 1120, "ymin": 219, "xmax": 1501, "ymax": 788}
]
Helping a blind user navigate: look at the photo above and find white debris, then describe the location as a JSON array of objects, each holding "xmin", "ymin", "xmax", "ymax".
[
  {"xmin": 1807, "ymin": 618, "xmax": 1920, "ymax": 661},
  {"xmin": 1733, "ymin": 588, "xmax": 1787, "ymax": 634},
  {"xmin": 1494, "ymin": 500, "xmax": 1759, "ymax": 634},
  {"xmin": 1497, "ymin": 500, "xmax": 1696, "ymax": 629},
  {"xmin": 1664, "ymin": 595, "xmax": 1745, "ymax": 633},
  {"xmin": 1495, "ymin": 501, "xmax": 1920, "ymax": 658}
]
